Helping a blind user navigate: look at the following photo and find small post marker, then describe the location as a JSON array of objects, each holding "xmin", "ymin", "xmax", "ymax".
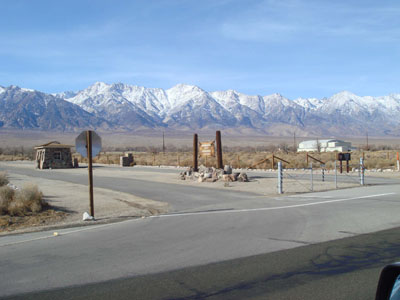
[
  {"xmin": 278, "ymin": 162, "xmax": 283, "ymax": 194},
  {"xmin": 310, "ymin": 162, "xmax": 313, "ymax": 192},
  {"xmin": 360, "ymin": 157, "xmax": 365, "ymax": 186}
]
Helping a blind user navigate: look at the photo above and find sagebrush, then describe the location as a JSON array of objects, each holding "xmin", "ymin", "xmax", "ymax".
[
  {"xmin": 0, "ymin": 184, "xmax": 46, "ymax": 216},
  {"xmin": 0, "ymin": 172, "xmax": 8, "ymax": 187},
  {"xmin": 76, "ymin": 149, "xmax": 400, "ymax": 170}
]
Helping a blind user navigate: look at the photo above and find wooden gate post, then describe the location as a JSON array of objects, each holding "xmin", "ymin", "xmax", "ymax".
[
  {"xmin": 216, "ymin": 131, "xmax": 223, "ymax": 169},
  {"xmin": 193, "ymin": 134, "xmax": 198, "ymax": 171}
]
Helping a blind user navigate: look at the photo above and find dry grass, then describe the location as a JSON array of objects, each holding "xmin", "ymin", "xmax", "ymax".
[
  {"xmin": 73, "ymin": 149, "xmax": 400, "ymax": 170},
  {"xmin": 0, "ymin": 172, "xmax": 8, "ymax": 187},
  {"xmin": 0, "ymin": 184, "xmax": 47, "ymax": 216},
  {"xmin": 1, "ymin": 141, "xmax": 398, "ymax": 170},
  {"xmin": 0, "ymin": 154, "xmax": 32, "ymax": 161}
]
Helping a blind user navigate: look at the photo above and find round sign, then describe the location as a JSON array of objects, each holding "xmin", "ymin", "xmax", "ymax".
[{"xmin": 75, "ymin": 130, "xmax": 102, "ymax": 157}]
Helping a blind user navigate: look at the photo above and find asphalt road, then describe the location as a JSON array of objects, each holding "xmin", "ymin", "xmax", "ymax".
[
  {"xmin": 5, "ymin": 225, "xmax": 400, "ymax": 300},
  {"xmin": 0, "ymin": 163, "xmax": 399, "ymax": 299},
  {"xmin": 1, "ymin": 164, "xmax": 263, "ymax": 212},
  {"xmin": 0, "ymin": 163, "xmax": 397, "ymax": 213}
]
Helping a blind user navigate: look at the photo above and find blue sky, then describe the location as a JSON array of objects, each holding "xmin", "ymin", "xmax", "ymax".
[{"xmin": 1, "ymin": 0, "xmax": 399, "ymax": 99}]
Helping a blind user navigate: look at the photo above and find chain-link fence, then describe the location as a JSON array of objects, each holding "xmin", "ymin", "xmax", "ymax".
[{"xmin": 277, "ymin": 159, "xmax": 365, "ymax": 194}]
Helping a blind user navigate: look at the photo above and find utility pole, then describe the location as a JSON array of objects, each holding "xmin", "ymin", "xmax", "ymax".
[{"xmin": 162, "ymin": 131, "xmax": 165, "ymax": 154}]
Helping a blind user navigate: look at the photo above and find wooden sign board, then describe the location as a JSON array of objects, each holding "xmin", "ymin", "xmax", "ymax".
[{"xmin": 199, "ymin": 141, "xmax": 215, "ymax": 157}]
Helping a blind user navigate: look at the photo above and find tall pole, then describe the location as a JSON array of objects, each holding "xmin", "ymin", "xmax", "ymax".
[
  {"xmin": 86, "ymin": 130, "xmax": 94, "ymax": 218},
  {"xmin": 193, "ymin": 133, "xmax": 198, "ymax": 172},
  {"xmin": 310, "ymin": 162, "xmax": 313, "ymax": 192},
  {"xmin": 216, "ymin": 130, "xmax": 223, "ymax": 169},
  {"xmin": 162, "ymin": 131, "xmax": 165, "ymax": 154}
]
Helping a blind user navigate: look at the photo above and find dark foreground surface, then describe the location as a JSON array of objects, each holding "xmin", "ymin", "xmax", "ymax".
[{"xmin": 5, "ymin": 226, "xmax": 400, "ymax": 300}]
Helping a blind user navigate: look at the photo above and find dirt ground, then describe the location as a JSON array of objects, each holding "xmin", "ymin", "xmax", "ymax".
[{"xmin": 1, "ymin": 161, "xmax": 399, "ymax": 235}]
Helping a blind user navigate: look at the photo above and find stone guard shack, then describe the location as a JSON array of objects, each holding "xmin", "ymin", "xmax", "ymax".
[{"xmin": 35, "ymin": 141, "xmax": 73, "ymax": 169}]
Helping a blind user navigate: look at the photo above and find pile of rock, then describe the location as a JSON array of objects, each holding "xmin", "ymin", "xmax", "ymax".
[{"xmin": 179, "ymin": 165, "xmax": 249, "ymax": 183}]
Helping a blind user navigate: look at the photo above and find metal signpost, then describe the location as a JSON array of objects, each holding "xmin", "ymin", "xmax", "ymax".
[
  {"xmin": 75, "ymin": 130, "xmax": 102, "ymax": 218},
  {"xmin": 360, "ymin": 157, "xmax": 365, "ymax": 186},
  {"xmin": 278, "ymin": 162, "xmax": 283, "ymax": 194},
  {"xmin": 334, "ymin": 160, "xmax": 338, "ymax": 188}
]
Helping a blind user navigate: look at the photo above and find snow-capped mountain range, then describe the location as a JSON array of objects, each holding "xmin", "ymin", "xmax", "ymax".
[{"xmin": 1, "ymin": 82, "xmax": 399, "ymax": 136}]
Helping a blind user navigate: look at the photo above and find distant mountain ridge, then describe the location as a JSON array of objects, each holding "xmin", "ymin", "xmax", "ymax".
[
  {"xmin": 1, "ymin": 82, "xmax": 400, "ymax": 136},
  {"xmin": 0, "ymin": 85, "xmax": 110, "ymax": 131}
]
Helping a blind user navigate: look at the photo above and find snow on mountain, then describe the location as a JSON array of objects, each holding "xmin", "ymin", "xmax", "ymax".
[
  {"xmin": 118, "ymin": 84, "xmax": 168, "ymax": 115},
  {"xmin": 45, "ymin": 81, "xmax": 400, "ymax": 136},
  {"xmin": 0, "ymin": 85, "xmax": 109, "ymax": 130},
  {"xmin": 211, "ymin": 89, "xmax": 265, "ymax": 114},
  {"xmin": 54, "ymin": 90, "xmax": 78, "ymax": 99},
  {"xmin": 320, "ymin": 91, "xmax": 367, "ymax": 115},
  {"xmin": 165, "ymin": 84, "xmax": 209, "ymax": 109},
  {"xmin": 164, "ymin": 84, "xmax": 237, "ymax": 128},
  {"xmin": 210, "ymin": 90, "xmax": 266, "ymax": 127},
  {"xmin": 64, "ymin": 82, "xmax": 165, "ymax": 128},
  {"xmin": 2, "ymin": 81, "xmax": 400, "ymax": 136},
  {"xmin": 293, "ymin": 97, "xmax": 323, "ymax": 111},
  {"xmin": 262, "ymin": 93, "xmax": 307, "ymax": 126}
]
